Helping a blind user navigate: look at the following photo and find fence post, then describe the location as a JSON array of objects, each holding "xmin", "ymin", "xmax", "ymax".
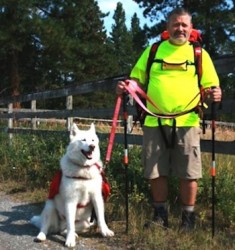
[
  {"xmin": 127, "ymin": 116, "xmax": 133, "ymax": 133},
  {"xmin": 8, "ymin": 103, "xmax": 13, "ymax": 144},
  {"xmin": 66, "ymin": 95, "xmax": 73, "ymax": 130},
  {"xmin": 31, "ymin": 100, "xmax": 37, "ymax": 129},
  {"xmin": 127, "ymin": 94, "xmax": 133, "ymax": 133}
]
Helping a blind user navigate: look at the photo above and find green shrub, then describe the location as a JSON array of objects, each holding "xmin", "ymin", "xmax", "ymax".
[
  {"xmin": 0, "ymin": 131, "xmax": 234, "ymax": 230},
  {"xmin": 0, "ymin": 132, "xmax": 68, "ymax": 189}
]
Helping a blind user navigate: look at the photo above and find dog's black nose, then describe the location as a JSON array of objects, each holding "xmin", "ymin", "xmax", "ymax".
[{"xmin": 89, "ymin": 144, "xmax": 95, "ymax": 151}]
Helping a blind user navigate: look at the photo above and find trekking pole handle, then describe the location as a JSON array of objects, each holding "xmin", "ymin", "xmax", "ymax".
[
  {"xmin": 210, "ymin": 85, "xmax": 222, "ymax": 119},
  {"xmin": 207, "ymin": 86, "xmax": 216, "ymax": 97},
  {"xmin": 209, "ymin": 86, "xmax": 222, "ymax": 100}
]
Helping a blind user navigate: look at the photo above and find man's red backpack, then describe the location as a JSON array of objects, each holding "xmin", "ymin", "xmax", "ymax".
[{"xmin": 135, "ymin": 29, "xmax": 203, "ymax": 126}]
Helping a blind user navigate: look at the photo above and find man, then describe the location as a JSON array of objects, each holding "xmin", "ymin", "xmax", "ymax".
[{"xmin": 116, "ymin": 7, "xmax": 222, "ymax": 230}]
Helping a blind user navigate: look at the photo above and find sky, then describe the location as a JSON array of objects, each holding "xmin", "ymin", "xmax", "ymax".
[{"xmin": 97, "ymin": 0, "xmax": 150, "ymax": 34}]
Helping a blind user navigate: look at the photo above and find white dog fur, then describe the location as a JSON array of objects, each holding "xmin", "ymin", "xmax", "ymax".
[{"xmin": 30, "ymin": 123, "xmax": 114, "ymax": 248}]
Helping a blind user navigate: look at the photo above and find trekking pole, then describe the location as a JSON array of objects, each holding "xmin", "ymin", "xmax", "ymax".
[
  {"xmin": 211, "ymin": 97, "xmax": 216, "ymax": 238},
  {"xmin": 122, "ymin": 92, "xmax": 129, "ymax": 233}
]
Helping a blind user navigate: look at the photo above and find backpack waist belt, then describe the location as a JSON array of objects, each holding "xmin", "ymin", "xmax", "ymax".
[{"xmin": 148, "ymin": 106, "xmax": 199, "ymax": 148}]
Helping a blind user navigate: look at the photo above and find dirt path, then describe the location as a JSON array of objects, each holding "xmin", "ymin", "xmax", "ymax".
[{"xmin": 0, "ymin": 192, "xmax": 119, "ymax": 250}]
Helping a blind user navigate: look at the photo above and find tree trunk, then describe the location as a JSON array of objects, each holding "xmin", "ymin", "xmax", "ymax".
[{"xmin": 10, "ymin": 50, "xmax": 21, "ymax": 109}]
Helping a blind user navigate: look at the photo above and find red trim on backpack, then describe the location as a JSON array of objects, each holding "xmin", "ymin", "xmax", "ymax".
[{"xmin": 161, "ymin": 29, "xmax": 202, "ymax": 43}]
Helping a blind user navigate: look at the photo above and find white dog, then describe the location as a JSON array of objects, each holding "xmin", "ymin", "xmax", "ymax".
[{"xmin": 30, "ymin": 123, "xmax": 114, "ymax": 248}]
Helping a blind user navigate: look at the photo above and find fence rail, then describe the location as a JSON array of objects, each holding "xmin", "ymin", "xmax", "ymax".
[{"xmin": 0, "ymin": 74, "xmax": 234, "ymax": 155}]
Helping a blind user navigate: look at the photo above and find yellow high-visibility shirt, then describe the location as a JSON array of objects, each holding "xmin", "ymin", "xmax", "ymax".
[{"xmin": 130, "ymin": 40, "xmax": 219, "ymax": 127}]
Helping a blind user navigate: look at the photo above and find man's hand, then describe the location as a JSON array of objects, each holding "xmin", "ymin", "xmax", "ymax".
[
  {"xmin": 116, "ymin": 81, "xmax": 127, "ymax": 95},
  {"xmin": 211, "ymin": 87, "xmax": 222, "ymax": 102},
  {"xmin": 116, "ymin": 79, "xmax": 139, "ymax": 95}
]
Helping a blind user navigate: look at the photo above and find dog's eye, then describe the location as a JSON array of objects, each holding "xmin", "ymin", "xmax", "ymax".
[{"xmin": 81, "ymin": 139, "xmax": 86, "ymax": 142}]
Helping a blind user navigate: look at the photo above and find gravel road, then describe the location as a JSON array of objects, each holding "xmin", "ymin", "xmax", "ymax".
[{"xmin": 0, "ymin": 192, "xmax": 112, "ymax": 250}]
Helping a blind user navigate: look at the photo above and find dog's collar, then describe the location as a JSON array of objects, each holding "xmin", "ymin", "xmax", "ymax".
[
  {"xmin": 66, "ymin": 176, "xmax": 89, "ymax": 180},
  {"xmin": 65, "ymin": 162, "xmax": 102, "ymax": 180}
]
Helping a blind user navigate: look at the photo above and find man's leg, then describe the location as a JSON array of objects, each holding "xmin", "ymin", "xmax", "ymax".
[
  {"xmin": 179, "ymin": 178, "xmax": 197, "ymax": 230},
  {"xmin": 142, "ymin": 126, "xmax": 170, "ymax": 228},
  {"xmin": 150, "ymin": 176, "xmax": 168, "ymax": 202},
  {"xmin": 180, "ymin": 179, "xmax": 198, "ymax": 205},
  {"xmin": 148, "ymin": 176, "xmax": 168, "ymax": 228}
]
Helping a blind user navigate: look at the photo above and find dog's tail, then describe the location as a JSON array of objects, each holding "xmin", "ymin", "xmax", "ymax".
[{"xmin": 30, "ymin": 215, "xmax": 41, "ymax": 229}]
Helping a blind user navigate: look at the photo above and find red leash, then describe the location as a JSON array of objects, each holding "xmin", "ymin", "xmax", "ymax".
[
  {"xmin": 124, "ymin": 79, "xmax": 211, "ymax": 119},
  {"xmin": 105, "ymin": 95, "xmax": 122, "ymax": 166},
  {"xmin": 105, "ymin": 80, "xmax": 212, "ymax": 164}
]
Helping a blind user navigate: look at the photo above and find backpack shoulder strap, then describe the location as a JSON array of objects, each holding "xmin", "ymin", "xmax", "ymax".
[
  {"xmin": 190, "ymin": 41, "xmax": 207, "ymax": 133},
  {"xmin": 145, "ymin": 41, "xmax": 162, "ymax": 85},
  {"xmin": 191, "ymin": 41, "xmax": 202, "ymax": 87}
]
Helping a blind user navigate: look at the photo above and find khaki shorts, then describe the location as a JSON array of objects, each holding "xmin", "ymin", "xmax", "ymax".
[{"xmin": 142, "ymin": 126, "xmax": 202, "ymax": 180}]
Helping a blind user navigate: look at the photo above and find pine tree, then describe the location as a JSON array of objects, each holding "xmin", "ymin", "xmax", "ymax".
[
  {"xmin": 130, "ymin": 13, "xmax": 148, "ymax": 60},
  {"xmin": 0, "ymin": 0, "xmax": 36, "ymax": 107},
  {"xmin": 134, "ymin": 0, "xmax": 234, "ymax": 56},
  {"xmin": 34, "ymin": 0, "xmax": 109, "ymax": 87},
  {"xmin": 109, "ymin": 2, "xmax": 134, "ymax": 75},
  {"xmin": 0, "ymin": 0, "xmax": 112, "ymax": 103}
]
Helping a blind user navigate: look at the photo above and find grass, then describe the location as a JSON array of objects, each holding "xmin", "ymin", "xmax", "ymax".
[{"xmin": 0, "ymin": 124, "xmax": 234, "ymax": 249}]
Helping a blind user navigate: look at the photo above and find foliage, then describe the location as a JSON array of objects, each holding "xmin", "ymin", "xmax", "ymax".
[
  {"xmin": 220, "ymin": 73, "xmax": 235, "ymax": 99},
  {"xmin": 0, "ymin": 0, "xmax": 113, "ymax": 96},
  {"xmin": 0, "ymin": 131, "xmax": 68, "ymax": 189},
  {"xmin": 108, "ymin": 2, "xmax": 142, "ymax": 75},
  {"xmin": 0, "ymin": 130, "xmax": 235, "ymax": 229},
  {"xmin": 102, "ymin": 2, "xmax": 148, "ymax": 79},
  {"xmin": 34, "ymin": 0, "xmax": 110, "ymax": 85},
  {"xmin": 0, "ymin": 0, "xmax": 147, "ymax": 109},
  {"xmin": 0, "ymin": 0, "xmax": 233, "ymax": 110},
  {"xmin": 131, "ymin": 12, "xmax": 149, "ymax": 59},
  {"xmin": 0, "ymin": 127, "xmax": 235, "ymax": 248},
  {"xmin": 135, "ymin": 0, "xmax": 235, "ymax": 56}
]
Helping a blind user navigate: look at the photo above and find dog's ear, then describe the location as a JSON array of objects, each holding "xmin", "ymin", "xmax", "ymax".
[
  {"xmin": 90, "ymin": 123, "xmax": 96, "ymax": 133},
  {"xmin": 70, "ymin": 123, "xmax": 79, "ymax": 140}
]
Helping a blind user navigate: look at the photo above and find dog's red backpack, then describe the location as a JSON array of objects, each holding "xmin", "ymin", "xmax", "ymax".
[
  {"xmin": 47, "ymin": 170, "xmax": 111, "ymax": 201},
  {"xmin": 48, "ymin": 170, "xmax": 62, "ymax": 199},
  {"xmin": 101, "ymin": 172, "xmax": 111, "ymax": 202}
]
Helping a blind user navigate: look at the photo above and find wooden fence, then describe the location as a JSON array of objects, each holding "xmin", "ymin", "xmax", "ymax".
[{"xmin": 0, "ymin": 67, "xmax": 235, "ymax": 155}]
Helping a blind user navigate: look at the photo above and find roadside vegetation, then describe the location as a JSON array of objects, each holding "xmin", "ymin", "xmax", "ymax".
[{"xmin": 0, "ymin": 124, "xmax": 234, "ymax": 249}]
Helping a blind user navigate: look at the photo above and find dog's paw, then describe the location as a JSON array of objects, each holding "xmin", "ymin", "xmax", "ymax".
[
  {"xmin": 100, "ymin": 227, "xmax": 114, "ymax": 237},
  {"xmin": 65, "ymin": 232, "xmax": 78, "ymax": 248},
  {"xmin": 34, "ymin": 232, "xmax": 46, "ymax": 242}
]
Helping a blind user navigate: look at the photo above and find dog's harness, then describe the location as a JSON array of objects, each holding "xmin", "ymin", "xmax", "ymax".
[
  {"xmin": 63, "ymin": 163, "xmax": 102, "ymax": 208},
  {"xmin": 48, "ymin": 162, "xmax": 110, "ymax": 210},
  {"xmin": 65, "ymin": 162, "xmax": 102, "ymax": 180}
]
